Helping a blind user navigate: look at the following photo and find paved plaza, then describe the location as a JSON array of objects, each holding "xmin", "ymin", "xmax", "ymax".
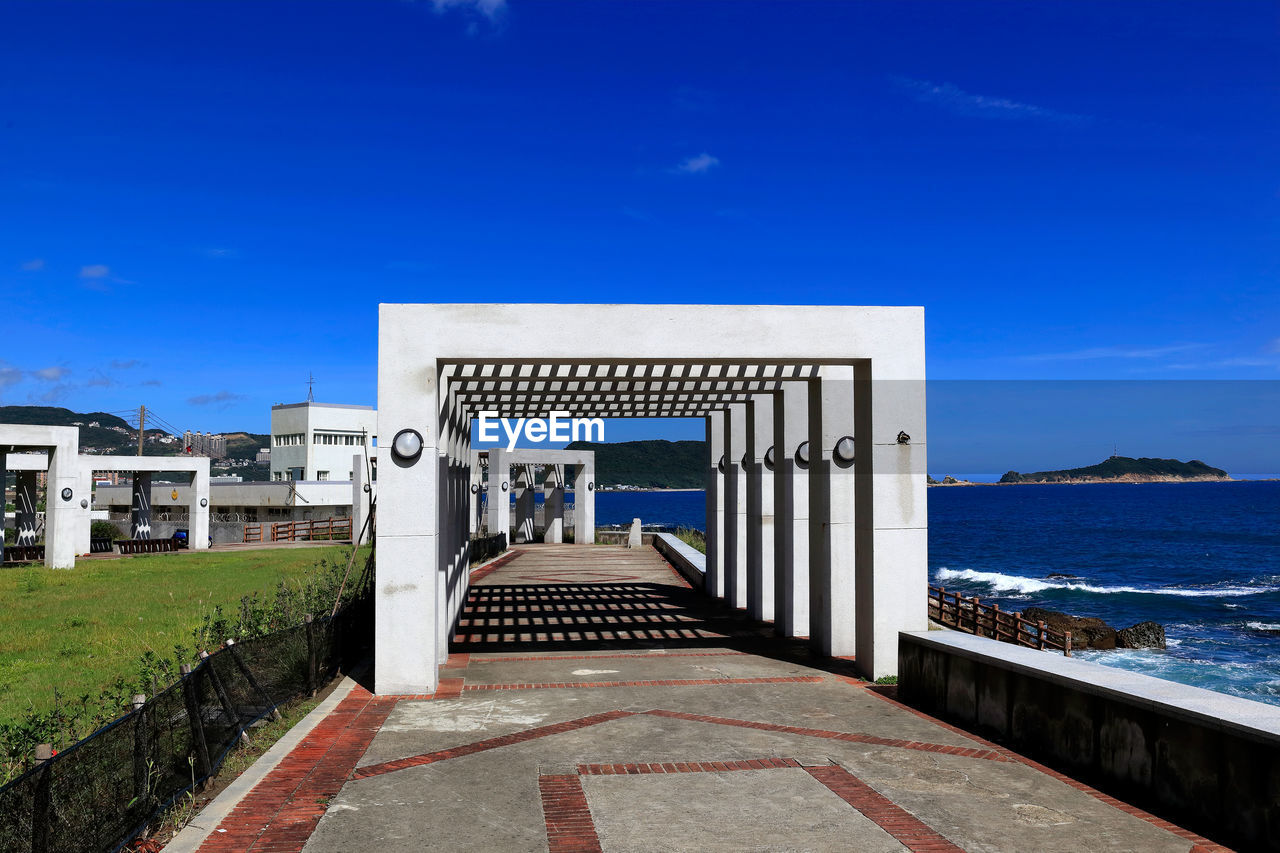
[{"xmin": 187, "ymin": 546, "xmax": 1231, "ymax": 853}]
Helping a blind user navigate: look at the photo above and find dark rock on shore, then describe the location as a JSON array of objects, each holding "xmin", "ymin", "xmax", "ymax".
[
  {"xmin": 1022, "ymin": 607, "xmax": 1117, "ymax": 649},
  {"xmin": 1117, "ymin": 621, "xmax": 1166, "ymax": 649},
  {"xmin": 1020, "ymin": 607, "xmax": 1167, "ymax": 651}
]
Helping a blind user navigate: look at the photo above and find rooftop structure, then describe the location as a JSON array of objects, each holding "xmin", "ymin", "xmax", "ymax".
[{"xmin": 269, "ymin": 401, "xmax": 376, "ymax": 483}]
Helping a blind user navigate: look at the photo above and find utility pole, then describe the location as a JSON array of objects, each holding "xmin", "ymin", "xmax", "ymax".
[{"xmin": 137, "ymin": 404, "xmax": 146, "ymax": 456}]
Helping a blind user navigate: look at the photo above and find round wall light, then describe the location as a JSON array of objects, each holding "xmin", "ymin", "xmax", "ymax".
[
  {"xmin": 796, "ymin": 441, "xmax": 810, "ymax": 466},
  {"xmin": 764, "ymin": 446, "xmax": 775, "ymax": 469},
  {"xmin": 470, "ymin": 483, "xmax": 479, "ymax": 494},
  {"xmin": 741, "ymin": 454, "xmax": 749, "ymax": 468},
  {"xmin": 391, "ymin": 429, "xmax": 424, "ymax": 462},
  {"xmin": 60, "ymin": 487, "xmax": 73, "ymax": 502},
  {"xmin": 897, "ymin": 431, "xmax": 911, "ymax": 445},
  {"xmin": 79, "ymin": 498, "xmax": 89, "ymax": 509},
  {"xmin": 363, "ymin": 483, "xmax": 372, "ymax": 493},
  {"xmin": 587, "ymin": 482, "xmax": 595, "ymax": 491},
  {"xmin": 834, "ymin": 436, "xmax": 856, "ymax": 464},
  {"xmin": 717, "ymin": 455, "xmax": 726, "ymax": 474},
  {"xmin": 501, "ymin": 480, "xmax": 509, "ymax": 491},
  {"xmin": 200, "ymin": 497, "xmax": 209, "ymax": 508}
]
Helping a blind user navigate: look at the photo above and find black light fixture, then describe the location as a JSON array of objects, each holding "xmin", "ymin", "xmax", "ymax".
[
  {"xmin": 60, "ymin": 487, "xmax": 73, "ymax": 501},
  {"xmin": 200, "ymin": 497, "xmax": 209, "ymax": 508},
  {"xmin": 834, "ymin": 436, "xmax": 856, "ymax": 464},
  {"xmin": 79, "ymin": 498, "xmax": 89, "ymax": 509},
  {"xmin": 501, "ymin": 480, "xmax": 509, "ymax": 491},
  {"xmin": 391, "ymin": 428, "xmax": 424, "ymax": 462},
  {"xmin": 764, "ymin": 446, "xmax": 775, "ymax": 469},
  {"xmin": 587, "ymin": 482, "xmax": 595, "ymax": 491},
  {"xmin": 897, "ymin": 431, "xmax": 911, "ymax": 445},
  {"xmin": 796, "ymin": 441, "xmax": 810, "ymax": 466},
  {"xmin": 717, "ymin": 455, "xmax": 726, "ymax": 474},
  {"xmin": 470, "ymin": 483, "xmax": 479, "ymax": 494}
]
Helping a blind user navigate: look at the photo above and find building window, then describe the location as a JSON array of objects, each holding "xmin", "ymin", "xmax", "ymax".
[{"xmin": 317, "ymin": 471, "xmax": 329, "ymax": 481}]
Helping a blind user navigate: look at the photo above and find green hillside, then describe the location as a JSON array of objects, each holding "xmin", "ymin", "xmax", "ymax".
[
  {"xmin": 1000, "ymin": 456, "xmax": 1228, "ymax": 484},
  {"xmin": 564, "ymin": 439, "xmax": 706, "ymax": 489}
]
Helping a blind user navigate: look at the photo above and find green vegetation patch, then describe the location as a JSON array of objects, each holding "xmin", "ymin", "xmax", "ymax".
[
  {"xmin": 999, "ymin": 456, "xmax": 1228, "ymax": 483},
  {"xmin": 0, "ymin": 546, "xmax": 360, "ymax": 729}
]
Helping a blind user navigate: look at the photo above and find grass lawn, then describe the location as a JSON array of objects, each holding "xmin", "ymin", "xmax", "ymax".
[{"xmin": 0, "ymin": 545, "xmax": 362, "ymax": 726}]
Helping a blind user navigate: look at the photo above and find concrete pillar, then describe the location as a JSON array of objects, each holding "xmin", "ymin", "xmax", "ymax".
[
  {"xmin": 469, "ymin": 452, "xmax": 483, "ymax": 537},
  {"xmin": 130, "ymin": 473, "xmax": 153, "ymax": 540},
  {"xmin": 723, "ymin": 403, "xmax": 749, "ymax": 609},
  {"xmin": 514, "ymin": 464, "xmax": 535, "ymax": 544},
  {"xmin": 627, "ymin": 517, "xmax": 641, "ymax": 548},
  {"xmin": 43, "ymin": 430, "xmax": 80, "ymax": 569},
  {"xmin": 375, "ymin": 354, "xmax": 440, "ymax": 695},
  {"xmin": 773, "ymin": 382, "xmax": 810, "ymax": 638},
  {"xmin": 853, "ymin": 364, "xmax": 927, "ymax": 679},
  {"xmin": 14, "ymin": 471, "xmax": 38, "ymax": 546},
  {"xmin": 577, "ymin": 459, "xmax": 595, "ymax": 544},
  {"xmin": 486, "ymin": 448, "xmax": 507, "ymax": 543},
  {"xmin": 543, "ymin": 464, "xmax": 564, "ymax": 543},
  {"xmin": 808, "ymin": 366, "xmax": 857, "ymax": 658},
  {"xmin": 746, "ymin": 395, "xmax": 775, "ymax": 622},
  {"xmin": 352, "ymin": 453, "xmax": 372, "ymax": 545},
  {"xmin": 189, "ymin": 464, "xmax": 210, "ymax": 550},
  {"xmin": 75, "ymin": 462, "xmax": 92, "ymax": 555},
  {"xmin": 705, "ymin": 411, "xmax": 725, "ymax": 599}
]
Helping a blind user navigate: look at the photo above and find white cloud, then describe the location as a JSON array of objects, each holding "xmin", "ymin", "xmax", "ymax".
[
  {"xmin": 110, "ymin": 359, "xmax": 142, "ymax": 369},
  {"xmin": 0, "ymin": 362, "xmax": 22, "ymax": 391},
  {"xmin": 894, "ymin": 76, "xmax": 1091, "ymax": 125},
  {"xmin": 188, "ymin": 390, "xmax": 246, "ymax": 407},
  {"xmin": 672, "ymin": 152, "xmax": 720, "ymax": 175},
  {"xmin": 430, "ymin": 0, "xmax": 506, "ymax": 20},
  {"xmin": 21, "ymin": 259, "xmax": 44, "ymax": 271},
  {"xmin": 30, "ymin": 366, "xmax": 70, "ymax": 382},
  {"xmin": 80, "ymin": 264, "xmax": 110, "ymax": 279}
]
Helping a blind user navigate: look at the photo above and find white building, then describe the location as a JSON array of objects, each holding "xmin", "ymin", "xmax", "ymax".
[{"xmin": 269, "ymin": 401, "xmax": 376, "ymax": 482}]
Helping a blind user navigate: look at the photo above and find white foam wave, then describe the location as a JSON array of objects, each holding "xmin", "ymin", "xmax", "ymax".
[
  {"xmin": 933, "ymin": 568, "xmax": 1278, "ymax": 598},
  {"xmin": 1246, "ymin": 622, "xmax": 1280, "ymax": 632}
]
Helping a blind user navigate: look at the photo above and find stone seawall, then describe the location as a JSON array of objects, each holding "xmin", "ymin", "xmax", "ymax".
[{"xmin": 899, "ymin": 630, "xmax": 1280, "ymax": 850}]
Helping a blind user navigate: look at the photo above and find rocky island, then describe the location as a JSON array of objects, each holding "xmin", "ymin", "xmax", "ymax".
[{"xmin": 999, "ymin": 455, "xmax": 1229, "ymax": 485}]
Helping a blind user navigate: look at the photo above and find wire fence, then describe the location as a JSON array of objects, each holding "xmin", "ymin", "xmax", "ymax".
[{"xmin": 0, "ymin": 575, "xmax": 373, "ymax": 853}]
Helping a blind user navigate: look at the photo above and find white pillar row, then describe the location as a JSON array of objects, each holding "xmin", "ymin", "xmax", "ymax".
[
  {"xmin": 746, "ymin": 394, "xmax": 775, "ymax": 622},
  {"xmin": 435, "ymin": 398, "xmax": 456, "ymax": 667},
  {"xmin": 723, "ymin": 403, "xmax": 749, "ymax": 610},
  {"xmin": 374, "ymin": 353, "xmax": 440, "ymax": 695},
  {"xmin": 705, "ymin": 411, "xmax": 726, "ymax": 599},
  {"xmin": 543, "ymin": 464, "xmax": 565, "ymax": 543},
  {"xmin": 577, "ymin": 459, "xmax": 595, "ymax": 544},
  {"xmin": 486, "ymin": 448, "xmax": 507, "ymax": 543},
  {"xmin": 773, "ymin": 381, "xmax": 810, "ymax": 638},
  {"xmin": 808, "ymin": 366, "xmax": 857, "ymax": 658}
]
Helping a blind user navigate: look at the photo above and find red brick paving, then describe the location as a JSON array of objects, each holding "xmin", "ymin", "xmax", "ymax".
[
  {"xmin": 578, "ymin": 757, "xmax": 803, "ymax": 775},
  {"xmin": 461, "ymin": 675, "xmax": 824, "ymax": 691},
  {"xmin": 804, "ymin": 764, "xmax": 965, "ymax": 852},
  {"xmin": 539, "ymin": 774, "xmax": 603, "ymax": 853},
  {"xmin": 352, "ymin": 710, "xmax": 636, "ymax": 781},
  {"xmin": 195, "ymin": 686, "xmax": 395, "ymax": 853},
  {"xmin": 643, "ymin": 709, "xmax": 1014, "ymax": 763}
]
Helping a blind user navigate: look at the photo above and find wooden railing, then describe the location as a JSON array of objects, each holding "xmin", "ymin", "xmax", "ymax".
[
  {"xmin": 928, "ymin": 585, "xmax": 1072, "ymax": 656},
  {"xmin": 243, "ymin": 523, "xmax": 263, "ymax": 543},
  {"xmin": 268, "ymin": 517, "xmax": 353, "ymax": 543},
  {"xmin": 117, "ymin": 539, "xmax": 178, "ymax": 555}
]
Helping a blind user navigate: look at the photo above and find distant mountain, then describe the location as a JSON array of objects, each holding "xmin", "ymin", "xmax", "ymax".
[
  {"xmin": 0, "ymin": 405, "xmax": 264, "ymax": 459},
  {"xmin": 999, "ymin": 456, "xmax": 1229, "ymax": 484},
  {"xmin": 564, "ymin": 439, "xmax": 705, "ymax": 489}
]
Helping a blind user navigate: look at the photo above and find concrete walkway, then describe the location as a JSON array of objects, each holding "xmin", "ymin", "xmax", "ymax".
[{"xmin": 190, "ymin": 545, "xmax": 1232, "ymax": 853}]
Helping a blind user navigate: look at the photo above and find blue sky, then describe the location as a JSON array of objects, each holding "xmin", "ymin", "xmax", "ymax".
[{"xmin": 1, "ymin": 1, "xmax": 1277, "ymax": 475}]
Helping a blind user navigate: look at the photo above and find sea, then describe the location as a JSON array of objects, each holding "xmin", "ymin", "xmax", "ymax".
[{"xmin": 581, "ymin": 482, "xmax": 1280, "ymax": 707}]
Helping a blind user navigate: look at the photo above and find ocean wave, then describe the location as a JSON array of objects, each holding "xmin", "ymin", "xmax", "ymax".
[
  {"xmin": 1245, "ymin": 622, "xmax": 1280, "ymax": 632},
  {"xmin": 933, "ymin": 567, "xmax": 1278, "ymax": 598}
]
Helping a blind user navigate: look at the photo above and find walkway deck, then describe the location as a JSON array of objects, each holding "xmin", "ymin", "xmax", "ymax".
[{"xmin": 191, "ymin": 545, "xmax": 1231, "ymax": 853}]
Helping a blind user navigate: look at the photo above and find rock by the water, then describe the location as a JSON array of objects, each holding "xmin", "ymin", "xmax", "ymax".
[
  {"xmin": 1117, "ymin": 621, "xmax": 1166, "ymax": 650},
  {"xmin": 1021, "ymin": 606, "xmax": 1117, "ymax": 650}
]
